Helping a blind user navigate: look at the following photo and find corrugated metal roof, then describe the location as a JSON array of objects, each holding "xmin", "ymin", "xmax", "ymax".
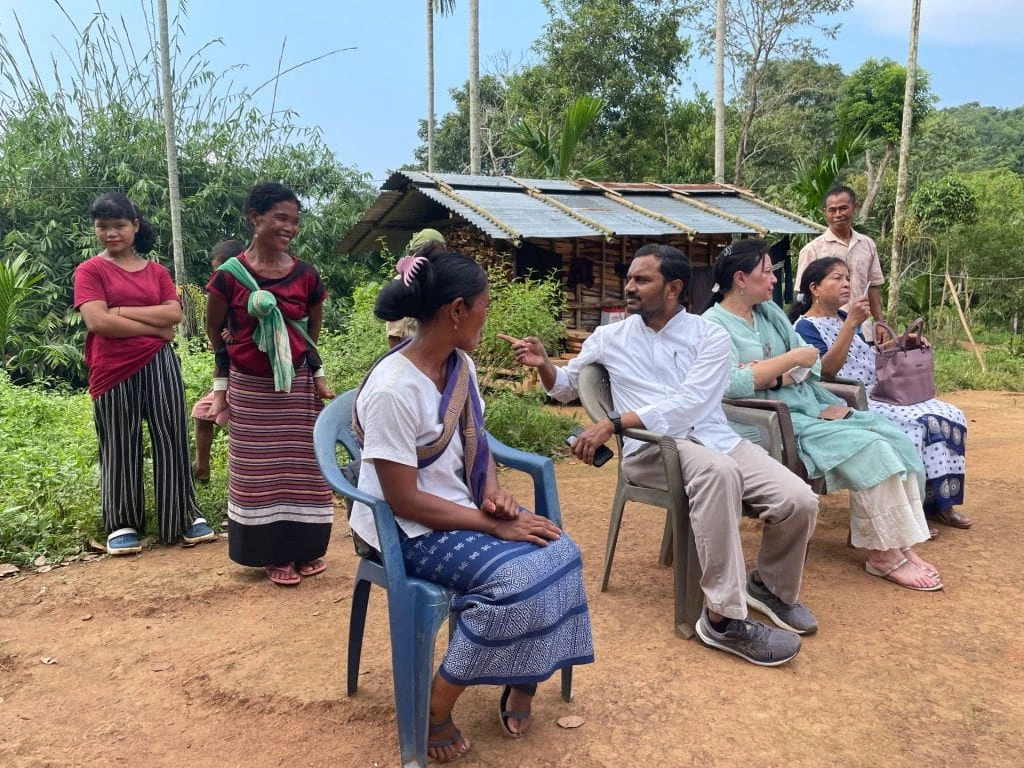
[
  {"xmin": 629, "ymin": 194, "xmax": 759, "ymax": 235},
  {"xmin": 545, "ymin": 192, "xmax": 678, "ymax": 236},
  {"xmin": 339, "ymin": 171, "xmax": 821, "ymax": 252},
  {"xmin": 694, "ymin": 195, "xmax": 820, "ymax": 235}
]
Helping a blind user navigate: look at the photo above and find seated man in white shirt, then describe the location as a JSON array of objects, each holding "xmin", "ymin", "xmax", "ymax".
[{"xmin": 506, "ymin": 244, "xmax": 819, "ymax": 666}]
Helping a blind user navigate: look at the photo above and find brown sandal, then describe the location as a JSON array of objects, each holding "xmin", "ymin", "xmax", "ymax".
[{"xmin": 929, "ymin": 509, "xmax": 972, "ymax": 529}]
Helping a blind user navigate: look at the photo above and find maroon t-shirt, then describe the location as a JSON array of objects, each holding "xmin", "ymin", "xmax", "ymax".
[
  {"xmin": 206, "ymin": 254, "xmax": 327, "ymax": 376},
  {"xmin": 73, "ymin": 256, "xmax": 180, "ymax": 399}
]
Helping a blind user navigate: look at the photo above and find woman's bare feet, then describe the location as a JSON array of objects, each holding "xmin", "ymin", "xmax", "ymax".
[
  {"xmin": 427, "ymin": 716, "xmax": 470, "ymax": 762},
  {"xmin": 900, "ymin": 546, "xmax": 940, "ymax": 579}
]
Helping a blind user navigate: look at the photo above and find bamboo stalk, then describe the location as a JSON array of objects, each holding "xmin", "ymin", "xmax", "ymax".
[{"xmin": 944, "ymin": 271, "xmax": 986, "ymax": 372}]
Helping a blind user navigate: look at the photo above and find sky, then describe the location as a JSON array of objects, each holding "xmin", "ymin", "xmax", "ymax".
[{"xmin": 3, "ymin": 0, "xmax": 1022, "ymax": 186}]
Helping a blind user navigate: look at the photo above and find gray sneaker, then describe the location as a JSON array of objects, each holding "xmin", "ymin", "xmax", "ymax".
[
  {"xmin": 745, "ymin": 571, "xmax": 818, "ymax": 635},
  {"xmin": 695, "ymin": 607, "xmax": 801, "ymax": 666}
]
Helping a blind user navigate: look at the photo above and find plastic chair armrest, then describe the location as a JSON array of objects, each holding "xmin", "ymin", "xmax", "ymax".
[
  {"xmin": 821, "ymin": 376, "xmax": 868, "ymax": 410},
  {"xmin": 722, "ymin": 397, "xmax": 803, "ymax": 477},
  {"xmin": 487, "ymin": 433, "xmax": 563, "ymax": 528},
  {"xmin": 621, "ymin": 427, "xmax": 668, "ymax": 445}
]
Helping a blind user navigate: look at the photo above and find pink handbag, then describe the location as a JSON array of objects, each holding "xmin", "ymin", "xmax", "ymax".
[{"xmin": 871, "ymin": 319, "xmax": 935, "ymax": 406}]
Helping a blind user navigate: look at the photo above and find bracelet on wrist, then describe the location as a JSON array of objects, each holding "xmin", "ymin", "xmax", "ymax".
[
  {"xmin": 212, "ymin": 378, "xmax": 229, "ymax": 392},
  {"xmin": 769, "ymin": 375, "xmax": 783, "ymax": 390}
]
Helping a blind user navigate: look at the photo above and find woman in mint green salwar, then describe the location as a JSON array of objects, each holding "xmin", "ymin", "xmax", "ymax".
[{"xmin": 702, "ymin": 239, "xmax": 944, "ymax": 592}]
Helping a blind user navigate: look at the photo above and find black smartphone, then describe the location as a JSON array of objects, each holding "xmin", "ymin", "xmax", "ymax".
[{"xmin": 565, "ymin": 426, "xmax": 614, "ymax": 467}]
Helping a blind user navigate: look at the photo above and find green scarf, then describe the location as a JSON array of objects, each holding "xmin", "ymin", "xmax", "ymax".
[{"xmin": 217, "ymin": 256, "xmax": 315, "ymax": 393}]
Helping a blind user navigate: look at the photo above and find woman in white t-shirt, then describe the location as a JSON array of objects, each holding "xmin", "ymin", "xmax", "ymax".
[{"xmin": 351, "ymin": 249, "xmax": 594, "ymax": 763}]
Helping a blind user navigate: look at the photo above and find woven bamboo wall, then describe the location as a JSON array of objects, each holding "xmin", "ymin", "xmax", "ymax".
[{"xmin": 441, "ymin": 222, "xmax": 733, "ymax": 352}]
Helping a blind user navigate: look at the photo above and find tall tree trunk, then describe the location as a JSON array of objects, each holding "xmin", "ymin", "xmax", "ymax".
[
  {"xmin": 733, "ymin": 92, "xmax": 756, "ymax": 184},
  {"xmin": 714, "ymin": 0, "xmax": 726, "ymax": 183},
  {"xmin": 427, "ymin": 0, "xmax": 435, "ymax": 172},
  {"xmin": 468, "ymin": 0, "xmax": 480, "ymax": 174},
  {"xmin": 157, "ymin": 0, "xmax": 190, "ymax": 334},
  {"xmin": 859, "ymin": 143, "xmax": 892, "ymax": 222},
  {"xmin": 887, "ymin": 0, "xmax": 921, "ymax": 318}
]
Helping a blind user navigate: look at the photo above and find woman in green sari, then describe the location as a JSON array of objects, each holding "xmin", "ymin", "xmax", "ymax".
[{"xmin": 702, "ymin": 239, "xmax": 943, "ymax": 592}]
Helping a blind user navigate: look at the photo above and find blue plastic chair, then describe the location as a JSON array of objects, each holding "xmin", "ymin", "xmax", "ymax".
[{"xmin": 314, "ymin": 389, "xmax": 574, "ymax": 768}]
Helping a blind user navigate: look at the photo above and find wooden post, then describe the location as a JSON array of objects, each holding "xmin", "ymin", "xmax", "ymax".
[
  {"xmin": 574, "ymin": 238, "xmax": 581, "ymax": 331},
  {"xmin": 944, "ymin": 271, "xmax": 986, "ymax": 372}
]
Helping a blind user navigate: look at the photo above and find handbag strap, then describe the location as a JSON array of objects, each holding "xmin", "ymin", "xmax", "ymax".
[{"xmin": 874, "ymin": 320, "xmax": 900, "ymax": 350}]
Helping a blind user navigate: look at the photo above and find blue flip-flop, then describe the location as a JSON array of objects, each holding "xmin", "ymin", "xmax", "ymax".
[{"xmin": 498, "ymin": 683, "xmax": 536, "ymax": 738}]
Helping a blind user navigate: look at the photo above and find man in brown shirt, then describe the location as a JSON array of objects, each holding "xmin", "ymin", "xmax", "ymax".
[{"xmin": 796, "ymin": 185, "xmax": 885, "ymax": 341}]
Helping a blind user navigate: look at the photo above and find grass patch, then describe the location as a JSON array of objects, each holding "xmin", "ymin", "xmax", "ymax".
[
  {"xmin": 934, "ymin": 343, "xmax": 1024, "ymax": 393},
  {"xmin": 0, "ymin": 350, "xmax": 229, "ymax": 568}
]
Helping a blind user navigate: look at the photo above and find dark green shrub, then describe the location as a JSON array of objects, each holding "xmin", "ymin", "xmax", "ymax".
[{"xmin": 484, "ymin": 390, "xmax": 579, "ymax": 457}]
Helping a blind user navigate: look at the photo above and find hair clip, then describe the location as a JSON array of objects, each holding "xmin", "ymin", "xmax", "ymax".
[
  {"xmin": 395, "ymin": 254, "xmax": 427, "ymax": 286},
  {"xmin": 711, "ymin": 283, "xmax": 720, "ymax": 292},
  {"xmin": 720, "ymin": 245, "xmax": 733, "ymax": 258}
]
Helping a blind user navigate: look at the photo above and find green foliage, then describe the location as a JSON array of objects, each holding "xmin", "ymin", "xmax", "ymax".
[
  {"xmin": 0, "ymin": 5, "xmax": 377, "ymax": 386},
  {"xmin": 0, "ymin": 372, "xmax": 100, "ymax": 565},
  {"xmin": 934, "ymin": 170, "xmax": 1024, "ymax": 327},
  {"xmin": 909, "ymin": 175, "xmax": 979, "ymax": 232},
  {"xmin": 786, "ymin": 131, "xmax": 866, "ymax": 220},
  {"xmin": 476, "ymin": 269, "xmax": 566, "ymax": 371},
  {"xmin": 0, "ymin": 252, "xmax": 43, "ymax": 361},
  {"xmin": 912, "ymin": 104, "xmax": 1024, "ymax": 183},
  {"xmin": 0, "ymin": 353, "xmax": 229, "ymax": 567},
  {"xmin": 836, "ymin": 57, "xmax": 933, "ymax": 145},
  {"xmin": 320, "ymin": 280, "xmax": 391, "ymax": 393},
  {"xmin": 411, "ymin": 75, "xmax": 518, "ymax": 175},
  {"xmin": 683, "ymin": 0, "xmax": 853, "ymax": 184},
  {"xmin": 414, "ymin": 0, "xmax": 695, "ymax": 181},
  {"xmin": 506, "ymin": 95, "xmax": 606, "ymax": 179},
  {"xmin": 740, "ymin": 58, "xmax": 846, "ymax": 190},
  {"xmin": 934, "ymin": 344, "xmax": 1024, "ymax": 393},
  {"xmin": 484, "ymin": 389, "xmax": 579, "ymax": 458}
]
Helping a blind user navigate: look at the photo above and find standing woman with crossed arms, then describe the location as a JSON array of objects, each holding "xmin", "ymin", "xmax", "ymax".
[
  {"xmin": 74, "ymin": 191, "xmax": 215, "ymax": 555},
  {"xmin": 205, "ymin": 182, "xmax": 334, "ymax": 586}
]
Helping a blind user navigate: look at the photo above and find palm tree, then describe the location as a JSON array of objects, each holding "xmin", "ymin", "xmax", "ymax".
[
  {"xmin": 888, "ymin": 0, "xmax": 922, "ymax": 317},
  {"xmin": 427, "ymin": 1, "xmax": 456, "ymax": 173},
  {"xmin": 468, "ymin": 0, "xmax": 480, "ymax": 174},
  {"xmin": 714, "ymin": 0, "xmax": 726, "ymax": 183},
  {"xmin": 506, "ymin": 95, "xmax": 606, "ymax": 179}
]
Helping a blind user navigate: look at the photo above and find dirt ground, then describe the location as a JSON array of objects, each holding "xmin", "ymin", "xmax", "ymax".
[{"xmin": 2, "ymin": 391, "xmax": 1023, "ymax": 768}]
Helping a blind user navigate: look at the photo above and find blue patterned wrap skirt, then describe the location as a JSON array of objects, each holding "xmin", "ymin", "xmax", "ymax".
[{"xmin": 400, "ymin": 528, "xmax": 595, "ymax": 686}]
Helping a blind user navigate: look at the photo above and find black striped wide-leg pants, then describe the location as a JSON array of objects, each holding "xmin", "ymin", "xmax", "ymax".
[{"xmin": 92, "ymin": 344, "xmax": 201, "ymax": 543}]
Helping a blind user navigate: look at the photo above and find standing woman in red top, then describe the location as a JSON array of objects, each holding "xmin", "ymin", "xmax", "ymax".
[
  {"xmin": 204, "ymin": 182, "xmax": 334, "ymax": 586},
  {"xmin": 73, "ymin": 191, "xmax": 216, "ymax": 556}
]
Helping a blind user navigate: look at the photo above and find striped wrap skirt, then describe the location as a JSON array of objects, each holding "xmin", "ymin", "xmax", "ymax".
[
  {"xmin": 226, "ymin": 368, "xmax": 333, "ymax": 566},
  {"xmin": 401, "ymin": 528, "xmax": 595, "ymax": 686}
]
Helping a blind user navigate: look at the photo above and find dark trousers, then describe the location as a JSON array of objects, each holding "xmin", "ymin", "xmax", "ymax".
[{"xmin": 92, "ymin": 345, "xmax": 200, "ymax": 542}]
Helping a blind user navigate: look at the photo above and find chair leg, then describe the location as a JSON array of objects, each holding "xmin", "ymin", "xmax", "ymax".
[
  {"xmin": 670, "ymin": 499, "xmax": 704, "ymax": 640},
  {"xmin": 392, "ymin": 599, "xmax": 449, "ymax": 768},
  {"xmin": 560, "ymin": 665, "xmax": 573, "ymax": 703},
  {"xmin": 658, "ymin": 509, "xmax": 674, "ymax": 567},
  {"xmin": 347, "ymin": 578, "xmax": 372, "ymax": 696},
  {"xmin": 601, "ymin": 489, "xmax": 629, "ymax": 591}
]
